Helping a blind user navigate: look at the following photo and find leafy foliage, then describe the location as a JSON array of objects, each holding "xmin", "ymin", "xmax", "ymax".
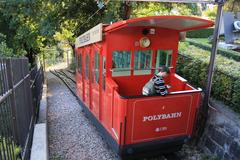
[
  {"xmin": 0, "ymin": 0, "xmax": 102, "ymax": 62},
  {"xmin": 0, "ymin": 1, "xmax": 47, "ymax": 61},
  {"xmin": 202, "ymin": 6, "xmax": 217, "ymax": 20},
  {"xmin": 132, "ymin": 2, "xmax": 201, "ymax": 17},
  {"xmin": 186, "ymin": 38, "xmax": 240, "ymax": 62},
  {"xmin": 186, "ymin": 28, "xmax": 214, "ymax": 38},
  {"xmin": 178, "ymin": 43, "xmax": 240, "ymax": 113},
  {"xmin": 0, "ymin": 137, "xmax": 21, "ymax": 160},
  {"xmin": 224, "ymin": 0, "xmax": 240, "ymax": 12},
  {"xmin": 102, "ymin": 1, "xmax": 125, "ymax": 23}
]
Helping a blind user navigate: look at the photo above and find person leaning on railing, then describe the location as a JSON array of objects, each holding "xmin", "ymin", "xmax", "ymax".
[{"xmin": 142, "ymin": 66, "xmax": 170, "ymax": 96}]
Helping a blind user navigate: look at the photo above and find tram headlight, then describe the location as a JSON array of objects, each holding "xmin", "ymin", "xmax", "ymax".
[{"xmin": 139, "ymin": 37, "xmax": 151, "ymax": 48}]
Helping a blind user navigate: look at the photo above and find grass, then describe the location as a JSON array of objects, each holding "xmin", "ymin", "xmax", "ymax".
[
  {"xmin": 190, "ymin": 38, "xmax": 211, "ymax": 45},
  {"xmin": 0, "ymin": 137, "xmax": 21, "ymax": 160},
  {"xmin": 201, "ymin": 154, "xmax": 221, "ymax": 160},
  {"xmin": 52, "ymin": 155, "xmax": 64, "ymax": 160}
]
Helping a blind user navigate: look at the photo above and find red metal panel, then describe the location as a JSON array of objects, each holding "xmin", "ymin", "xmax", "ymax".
[
  {"xmin": 111, "ymin": 90, "xmax": 121, "ymax": 141},
  {"xmin": 83, "ymin": 48, "xmax": 90, "ymax": 108},
  {"xmin": 124, "ymin": 92, "xmax": 201, "ymax": 145},
  {"xmin": 76, "ymin": 72, "xmax": 83, "ymax": 99},
  {"xmin": 90, "ymin": 48, "xmax": 100, "ymax": 118},
  {"xmin": 99, "ymin": 53, "xmax": 103, "ymax": 121},
  {"xmin": 76, "ymin": 49, "xmax": 84, "ymax": 101},
  {"xmin": 75, "ymin": 16, "xmax": 205, "ymax": 152},
  {"xmin": 107, "ymin": 27, "xmax": 179, "ymax": 73}
]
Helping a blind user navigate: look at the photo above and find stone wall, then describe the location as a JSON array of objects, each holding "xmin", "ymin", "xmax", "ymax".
[{"xmin": 200, "ymin": 99, "xmax": 240, "ymax": 160}]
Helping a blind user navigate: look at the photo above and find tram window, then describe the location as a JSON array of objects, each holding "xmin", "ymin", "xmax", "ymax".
[
  {"xmin": 134, "ymin": 50, "xmax": 152, "ymax": 75},
  {"xmin": 78, "ymin": 54, "xmax": 82, "ymax": 74},
  {"xmin": 85, "ymin": 54, "xmax": 89, "ymax": 79},
  {"xmin": 103, "ymin": 57, "xmax": 106, "ymax": 90},
  {"xmin": 112, "ymin": 51, "xmax": 131, "ymax": 77},
  {"xmin": 95, "ymin": 51, "xmax": 100, "ymax": 84},
  {"xmin": 155, "ymin": 50, "xmax": 172, "ymax": 74}
]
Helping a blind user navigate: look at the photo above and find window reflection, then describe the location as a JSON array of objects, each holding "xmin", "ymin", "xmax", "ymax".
[
  {"xmin": 112, "ymin": 51, "xmax": 131, "ymax": 77},
  {"xmin": 155, "ymin": 50, "xmax": 172, "ymax": 74},
  {"xmin": 134, "ymin": 50, "xmax": 152, "ymax": 75}
]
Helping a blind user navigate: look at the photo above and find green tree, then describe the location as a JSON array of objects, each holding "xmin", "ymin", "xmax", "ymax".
[
  {"xmin": 224, "ymin": 0, "xmax": 240, "ymax": 12},
  {"xmin": 0, "ymin": 0, "xmax": 103, "ymax": 64},
  {"xmin": 132, "ymin": 2, "xmax": 201, "ymax": 17},
  {"xmin": 0, "ymin": 1, "xmax": 46, "ymax": 64},
  {"xmin": 0, "ymin": 33, "xmax": 14, "ymax": 57},
  {"xmin": 202, "ymin": 6, "xmax": 217, "ymax": 20}
]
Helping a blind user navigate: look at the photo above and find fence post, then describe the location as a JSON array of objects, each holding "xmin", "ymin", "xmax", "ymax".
[{"xmin": 5, "ymin": 59, "xmax": 20, "ymax": 145}]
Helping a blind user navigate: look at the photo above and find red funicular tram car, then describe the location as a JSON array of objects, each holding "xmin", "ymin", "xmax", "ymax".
[{"xmin": 75, "ymin": 16, "xmax": 214, "ymax": 158}]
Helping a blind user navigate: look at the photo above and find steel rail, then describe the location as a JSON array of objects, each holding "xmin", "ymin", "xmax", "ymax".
[
  {"xmin": 57, "ymin": 70, "xmax": 76, "ymax": 83},
  {"xmin": 67, "ymin": 69, "xmax": 75, "ymax": 75},
  {"xmin": 50, "ymin": 70, "xmax": 77, "ymax": 98}
]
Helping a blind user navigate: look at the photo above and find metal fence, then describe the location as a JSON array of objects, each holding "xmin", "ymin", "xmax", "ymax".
[{"xmin": 0, "ymin": 58, "xmax": 44, "ymax": 160}]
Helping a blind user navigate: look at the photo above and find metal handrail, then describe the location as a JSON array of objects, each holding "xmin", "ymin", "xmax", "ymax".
[{"xmin": 110, "ymin": 66, "xmax": 173, "ymax": 72}]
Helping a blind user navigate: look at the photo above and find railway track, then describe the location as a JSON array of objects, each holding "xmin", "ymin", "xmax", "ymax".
[
  {"xmin": 50, "ymin": 69, "xmax": 182, "ymax": 160},
  {"xmin": 50, "ymin": 69, "xmax": 77, "ymax": 97}
]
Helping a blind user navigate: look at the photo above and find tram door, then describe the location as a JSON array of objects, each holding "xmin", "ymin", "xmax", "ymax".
[
  {"xmin": 100, "ymin": 56, "xmax": 106, "ymax": 122},
  {"xmin": 76, "ymin": 52, "xmax": 83, "ymax": 100},
  {"xmin": 91, "ymin": 50, "xmax": 100, "ymax": 118},
  {"xmin": 84, "ymin": 50, "xmax": 90, "ymax": 107}
]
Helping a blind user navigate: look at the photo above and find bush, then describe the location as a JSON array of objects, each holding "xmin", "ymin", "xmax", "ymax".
[
  {"xmin": 0, "ymin": 41, "xmax": 13, "ymax": 57},
  {"xmin": 186, "ymin": 38, "xmax": 240, "ymax": 62},
  {"xmin": 186, "ymin": 28, "xmax": 214, "ymax": 38},
  {"xmin": 178, "ymin": 43, "xmax": 240, "ymax": 114},
  {"xmin": 0, "ymin": 137, "xmax": 21, "ymax": 160},
  {"xmin": 0, "ymin": 33, "xmax": 26, "ymax": 57}
]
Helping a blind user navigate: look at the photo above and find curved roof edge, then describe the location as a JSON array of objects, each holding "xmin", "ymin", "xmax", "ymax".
[{"xmin": 104, "ymin": 16, "xmax": 214, "ymax": 32}]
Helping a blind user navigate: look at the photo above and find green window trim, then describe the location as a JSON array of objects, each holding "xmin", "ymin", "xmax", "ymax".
[
  {"xmin": 85, "ymin": 54, "xmax": 89, "ymax": 79},
  {"xmin": 112, "ymin": 51, "xmax": 131, "ymax": 77},
  {"xmin": 102, "ymin": 56, "xmax": 106, "ymax": 90},
  {"xmin": 134, "ymin": 50, "xmax": 153, "ymax": 75},
  {"xmin": 94, "ymin": 51, "xmax": 100, "ymax": 84},
  {"xmin": 155, "ymin": 50, "xmax": 173, "ymax": 74},
  {"xmin": 78, "ymin": 54, "xmax": 82, "ymax": 74}
]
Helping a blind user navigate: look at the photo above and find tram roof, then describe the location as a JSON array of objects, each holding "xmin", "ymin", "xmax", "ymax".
[{"xmin": 105, "ymin": 16, "xmax": 214, "ymax": 32}]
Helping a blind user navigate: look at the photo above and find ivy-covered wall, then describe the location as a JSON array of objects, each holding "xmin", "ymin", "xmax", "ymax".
[{"xmin": 177, "ymin": 42, "xmax": 240, "ymax": 113}]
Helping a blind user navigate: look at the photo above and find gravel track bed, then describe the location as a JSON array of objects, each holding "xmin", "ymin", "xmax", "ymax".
[{"xmin": 47, "ymin": 72, "xmax": 119, "ymax": 160}]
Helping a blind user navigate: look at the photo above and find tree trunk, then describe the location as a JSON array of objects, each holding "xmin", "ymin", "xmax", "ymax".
[
  {"xmin": 231, "ymin": 0, "xmax": 236, "ymax": 12},
  {"xmin": 24, "ymin": 43, "xmax": 36, "ymax": 68},
  {"xmin": 122, "ymin": 2, "xmax": 132, "ymax": 20},
  {"xmin": 71, "ymin": 44, "xmax": 75, "ymax": 57}
]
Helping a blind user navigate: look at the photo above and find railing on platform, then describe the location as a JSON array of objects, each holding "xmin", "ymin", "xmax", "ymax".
[{"xmin": 0, "ymin": 58, "xmax": 44, "ymax": 160}]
